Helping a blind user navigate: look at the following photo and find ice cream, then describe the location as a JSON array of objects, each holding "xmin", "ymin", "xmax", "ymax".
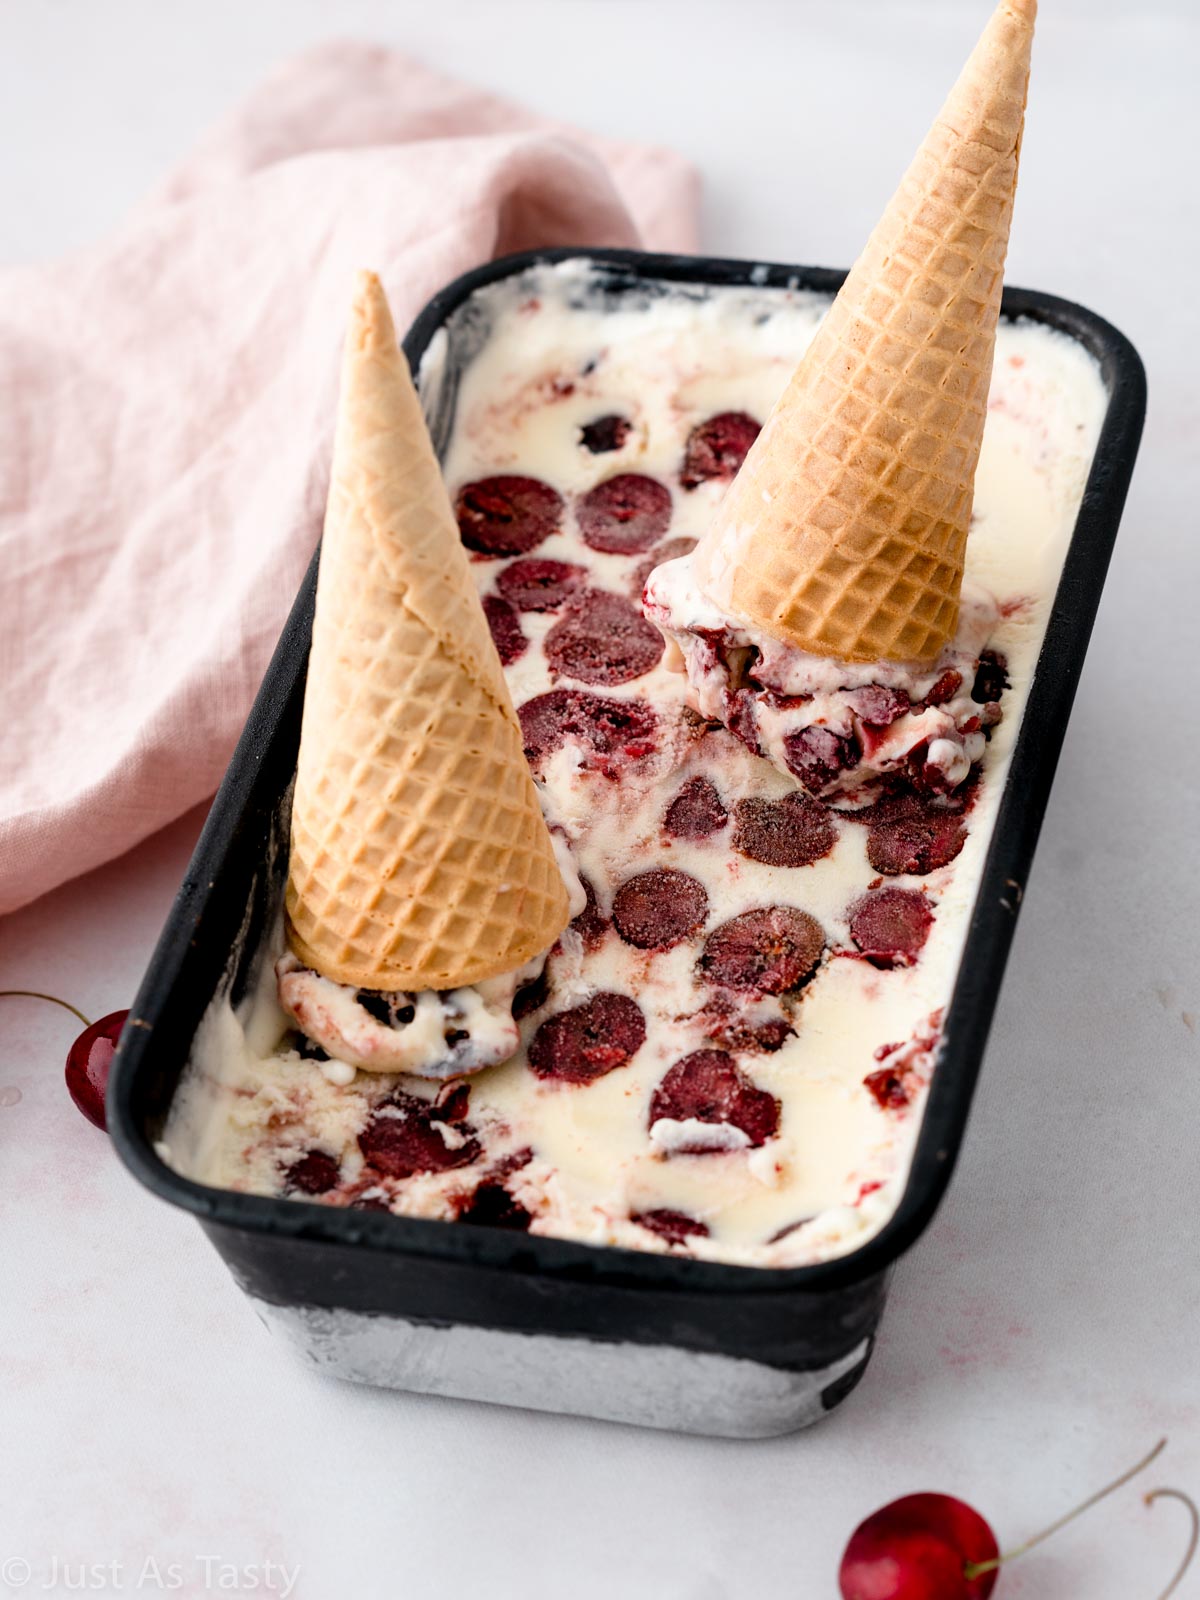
[
  {"xmin": 645, "ymin": 560, "xmax": 1002, "ymax": 802},
  {"xmin": 157, "ymin": 0, "xmax": 1104, "ymax": 1271},
  {"xmin": 160, "ymin": 257, "xmax": 1106, "ymax": 1268}
]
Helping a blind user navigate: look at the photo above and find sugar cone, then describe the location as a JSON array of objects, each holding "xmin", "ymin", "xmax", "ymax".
[
  {"xmin": 286, "ymin": 273, "xmax": 571, "ymax": 992},
  {"xmin": 693, "ymin": 0, "xmax": 1036, "ymax": 663}
]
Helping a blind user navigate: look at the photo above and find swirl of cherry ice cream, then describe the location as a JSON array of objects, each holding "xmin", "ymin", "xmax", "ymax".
[{"xmin": 643, "ymin": 552, "xmax": 1006, "ymax": 803}]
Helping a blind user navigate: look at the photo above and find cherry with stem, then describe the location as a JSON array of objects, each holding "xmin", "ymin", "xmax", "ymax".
[
  {"xmin": 840, "ymin": 1436, "xmax": 1198, "ymax": 1599},
  {"xmin": 1144, "ymin": 1488, "xmax": 1199, "ymax": 1600},
  {"xmin": 964, "ymin": 1437, "xmax": 1167, "ymax": 1580},
  {"xmin": 0, "ymin": 989, "xmax": 91, "ymax": 1027},
  {"xmin": 0, "ymin": 989, "xmax": 128, "ymax": 1132}
]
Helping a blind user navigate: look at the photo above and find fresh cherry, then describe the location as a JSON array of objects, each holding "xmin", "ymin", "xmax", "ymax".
[
  {"xmin": 839, "ymin": 1439, "xmax": 1195, "ymax": 1600},
  {"xmin": 1, "ymin": 991, "xmax": 128, "ymax": 1132},
  {"xmin": 840, "ymin": 1494, "xmax": 999, "ymax": 1600},
  {"xmin": 65, "ymin": 1011, "xmax": 129, "ymax": 1130}
]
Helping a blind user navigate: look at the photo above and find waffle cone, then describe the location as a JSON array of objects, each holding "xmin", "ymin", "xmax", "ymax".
[
  {"xmin": 286, "ymin": 273, "xmax": 570, "ymax": 992},
  {"xmin": 693, "ymin": 0, "xmax": 1036, "ymax": 663}
]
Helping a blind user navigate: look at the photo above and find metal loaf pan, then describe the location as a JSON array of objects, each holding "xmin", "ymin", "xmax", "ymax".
[{"xmin": 109, "ymin": 249, "xmax": 1146, "ymax": 1437}]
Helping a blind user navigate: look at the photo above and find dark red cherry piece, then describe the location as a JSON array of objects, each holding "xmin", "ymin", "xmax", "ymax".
[
  {"xmin": 543, "ymin": 590, "xmax": 664, "ymax": 685},
  {"xmin": 496, "ymin": 557, "xmax": 587, "ymax": 612},
  {"xmin": 680, "ymin": 411, "xmax": 761, "ymax": 489},
  {"xmin": 664, "ymin": 775, "xmax": 728, "ymax": 839},
  {"xmin": 455, "ymin": 475, "xmax": 563, "ymax": 556},
  {"xmin": 518, "ymin": 689, "xmax": 659, "ymax": 775},
  {"xmin": 576, "ymin": 474, "xmax": 672, "ymax": 555},
  {"xmin": 482, "ymin": 594, "xmax": 528, "ymax": 665},
  {"xmin": 527, "ymin": 992, "xmax": 646, "ymax": 1084},
  {"xmin": 579, "ymin": 414, "xmax": 632, "ymax": 454},
  {"xmin": 849, "ymin": 888, "xmax": 934, "ymax": 968},
  {"xmin": 283, "ymin": 1148, "xmax": 342, "ymax": 1196},
  {"xmin": 649, "ymin": 1049, "xmax": 779, "ymax": 1149},
  {"xmin": 732, "ymin": 791, "xmax": 838, "ymax": 867},
  {"xmin": 633, "ymin": 1209, "xmax": 709, "ymax": 1247},
  {"xmin": 358, "ymin": 1090, "xmax": 481, "ymax": 1179},
  {"xmin": 611, "ymin": 868, "xmax": 709, "ymax": 951},
  {"xmin": 699, "ymin": 907, "xmax": 824, "ymax": 996}
]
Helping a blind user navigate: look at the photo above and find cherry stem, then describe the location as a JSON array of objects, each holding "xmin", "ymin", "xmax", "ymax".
[
  {"xmin": 964, "ymin": 1437, "xmax": 1168, "ymax": 1579},
  {"xmin": 0, "ymin": 990, "xmax": 91, "ymax": 1028},
  {"xmin": 1144, "ymin": 1488, "xmax": 1198, "ymax": 1600}
]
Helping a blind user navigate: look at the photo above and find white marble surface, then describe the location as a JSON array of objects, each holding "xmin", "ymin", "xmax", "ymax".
[{"xmin": 2, "ymin": 3, "xmax": 1197, "ymax": 1597}]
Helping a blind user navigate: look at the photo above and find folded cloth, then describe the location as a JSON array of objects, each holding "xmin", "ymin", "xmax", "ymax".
[{"xmin": 0, "ymin": 41, "xmax": 699, "ymax": 917}]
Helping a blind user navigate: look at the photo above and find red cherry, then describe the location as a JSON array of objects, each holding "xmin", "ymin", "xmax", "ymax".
[
  {"xmin": 840, "ymin": 1440, "xmax": 1194, "ymax": 1600},
  {"xmin": 65, "ymin": 1010, "xmax": 128, "ymax": 1131},
  {"xmin": 839, "ymin": 1494, "xmax": 998, "ymax": 1600}
]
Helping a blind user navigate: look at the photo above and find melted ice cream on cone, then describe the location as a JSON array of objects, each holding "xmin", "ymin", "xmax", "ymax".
[{"xmin": 649, "ymin": 0, "xmax": 1036, "ymax": 796}]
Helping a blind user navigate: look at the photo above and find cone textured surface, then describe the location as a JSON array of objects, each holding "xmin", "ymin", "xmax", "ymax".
[
  {"xmin": 287, "ymin": 273, "xmax": 570, "ymax": 991},
  {"xmin": 695, "ymin": 0, "xmax": 1036, "ymax": 663}
]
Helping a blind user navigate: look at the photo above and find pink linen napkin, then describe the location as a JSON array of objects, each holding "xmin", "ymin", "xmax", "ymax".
[{"xmin": 0, "ymin": 41, "xmax": 699, "ymax": 917}]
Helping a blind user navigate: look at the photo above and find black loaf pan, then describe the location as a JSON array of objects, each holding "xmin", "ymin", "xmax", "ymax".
[{"xmin": 108, "ymin": 249, "xmax": 1146, "ymax": 1437}]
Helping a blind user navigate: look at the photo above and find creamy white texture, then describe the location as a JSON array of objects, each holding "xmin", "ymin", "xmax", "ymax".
[
  {"xmin": 276, "ymin": 955, "xmax": 529, "ymax": 1079},
  {"xmin": 162, "ymin": 261, "xmax": 1107, "ymax": 1268}
]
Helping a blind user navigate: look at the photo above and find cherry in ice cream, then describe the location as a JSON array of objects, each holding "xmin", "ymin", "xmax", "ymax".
[
  {"xmin": 664, "ymin": 775, "xmax": 728, "ymax": 839},
  {"xmin": 680, "ymin": 411, "xmax": 761, "ymax": 489},
  {"xmin": 860, "ymin": 788, "xmax": 971, "ymax": 878},
  {"xmin": 649, "ymin": 1049, "xmax": 779, "ymax": 1149},
  {"xmin": 358, "ymin": 1089, "xmax": 482, "ymax": 1179},
  {"xmin": 634, "ymin": 1208, "xmax": 709, "ymax": 1246},
  {"xmin": 518, "ymin": 688, "xmax": 658, "ymax": 773},
  {"xmin": 699, "ymin": 907, "xmax": 824, "ymax": 996},
  {"xmin": 283, "ymin": 1148, "xmax": 342, "ymax": 1195},
  {"xmin": 527, "ymin": 992, "xmax": 646, "ymax": 1084},
  {"xmin": 732, "ymin": 792, "xmax": 838, "ymax": 868},
  {"xmin": 612, "ymin": 868, "xmax": 709, "ymax": 950},
  {"xmin": 458, "ymin": 1180, "xmax": 532, "ymax": 1232},
  {"xmin": 569, "ymin": 874, "xmax": 609, "ymax": 951},
  {"xmin": 849, "ymin": 888, "xmax": 934, "ymax": 968},
  {"xmin": 455, "ymin": 475, "xmax": 563, "ymax": 556},
  {"xmin": 576, "ymin": 473, "xmax": 672, "ymax": 554},
  {"xmin": 497, "ymin": 557, "xmax": 587, "ymax": 612},
  {"xmin": 971, "ymin": 650, "xmax": 1010, "ymax": 704},
  {"xmin": 922, "ymin": 669, "xmax": 964, "ymax": 707},
  {"xmin": 783, "ymin": 725, "xmax": 861, "ymax": 792},
  {"xmin": 543, "ymin": 590, "xmax": 664, "ymax": 686},
  {"xmin": 482, "ymin": 594, "xmax": 528, "ymax": 665},
  {"xmin": 579, "ymin": 414, "xmax": 632, "ymax": 454}
]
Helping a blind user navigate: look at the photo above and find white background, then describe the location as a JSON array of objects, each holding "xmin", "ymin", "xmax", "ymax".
[{"xmin": 2, "ymin": 3, "xmax": 1198, "ymax": 1597}]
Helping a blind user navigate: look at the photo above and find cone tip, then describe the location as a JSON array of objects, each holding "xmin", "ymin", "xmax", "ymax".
[{"xmin": 348, "ymin": 269, "xmax": 396, "ymax": 351}]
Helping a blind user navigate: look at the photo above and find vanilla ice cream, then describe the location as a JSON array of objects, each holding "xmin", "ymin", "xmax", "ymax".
[{"xmin": 160, "ymin": 260, "xmax": 1106, "ymax": 1269}]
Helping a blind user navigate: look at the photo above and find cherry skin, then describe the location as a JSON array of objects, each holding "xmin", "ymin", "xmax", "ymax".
[
  {"xmin": 65, "ymin": 1010, "xmax": 129, "ymax": 1131},
  {"xmin": 840, "ymin": 1494, "xmax": 999, "ymax": 1600}
]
